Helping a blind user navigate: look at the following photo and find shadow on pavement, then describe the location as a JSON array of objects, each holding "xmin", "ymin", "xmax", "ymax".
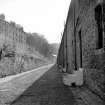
[{"xmin": 11, "ymin": 65, "xmax": 75, "ymax": 105}]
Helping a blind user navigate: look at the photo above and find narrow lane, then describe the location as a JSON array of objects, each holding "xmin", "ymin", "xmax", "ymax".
[
  {"xmin": 11, "ymin": 65, "xmax": 75, "ymax": 105},
  {"xmin": 0, "ymin": 64, "xmax": 53, "ymax": 104}
]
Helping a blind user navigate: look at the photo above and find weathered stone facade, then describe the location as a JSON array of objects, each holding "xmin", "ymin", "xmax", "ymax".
[
  {"xmin": 0, "ymin": 19, "xmax": 27, "ymax": 54},
  {"xmin": 57, "ymin": 0, "xmax": 105, "ymax": 101}
]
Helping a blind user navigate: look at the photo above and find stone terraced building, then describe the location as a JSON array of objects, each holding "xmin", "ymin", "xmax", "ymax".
[
  {"xmin": 0, "ymin": 18, "xmax": 27, "ymax": 55},
  {"xmin": 57, "ymin": 0, "xmax": 105, "ymax": 101}
]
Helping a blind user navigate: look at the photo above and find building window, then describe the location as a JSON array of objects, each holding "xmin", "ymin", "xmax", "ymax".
[
  {"xmin": 72, "ymin": 40, "xmax": 73, "ymax": 45},
  {"xmin": 95, "ymin": 4, "xmax": 103, "ymax": 49}
]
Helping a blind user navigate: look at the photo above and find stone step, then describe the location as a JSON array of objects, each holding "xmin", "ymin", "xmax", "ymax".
[{"xmin": 70, "ymin": 87, "xmax": 104, "ymax": 105}]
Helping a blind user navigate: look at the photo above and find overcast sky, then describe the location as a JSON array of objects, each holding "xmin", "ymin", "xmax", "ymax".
[{"xmin": 0, "ymin": 0, "xmax": 71, "ymax": 43}]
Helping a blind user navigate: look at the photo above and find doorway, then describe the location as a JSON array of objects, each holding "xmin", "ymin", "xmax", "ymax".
[{"xmin": 79, "ymin": 29, "xmax": 82, "ymax": 68}]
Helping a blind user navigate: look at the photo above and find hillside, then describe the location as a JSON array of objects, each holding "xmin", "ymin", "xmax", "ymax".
[
  {"xmin": 26, "ymin": 33, "xmax": 59, "ymax": 59},
  {"xmin": 50, "ymin": 43, "xmax": 59, "ymax": 55}
]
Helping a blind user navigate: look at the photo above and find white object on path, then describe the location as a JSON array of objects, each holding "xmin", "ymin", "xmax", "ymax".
[{"xmin": 63, "ymin": 68, "xmax": 83, "ymax": 86}]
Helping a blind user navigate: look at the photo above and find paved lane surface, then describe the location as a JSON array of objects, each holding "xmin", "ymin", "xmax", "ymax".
[
  {"xmin": 11, "ymin": 65, "xmax": 75, "ymax": 105},
  {"xmin": 0, "ymin": 64, "xmax": 53, "ymax": 104}
]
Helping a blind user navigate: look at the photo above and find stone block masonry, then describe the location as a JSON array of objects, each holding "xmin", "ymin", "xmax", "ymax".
[{"xmin": 57, "ymin": 0, "xmax": 105, "ymax": 102}]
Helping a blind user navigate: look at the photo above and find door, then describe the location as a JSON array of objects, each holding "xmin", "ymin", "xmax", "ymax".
[{"xmin": 79, "ymin": 30, "xmax": 82, "ymax": 68}]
